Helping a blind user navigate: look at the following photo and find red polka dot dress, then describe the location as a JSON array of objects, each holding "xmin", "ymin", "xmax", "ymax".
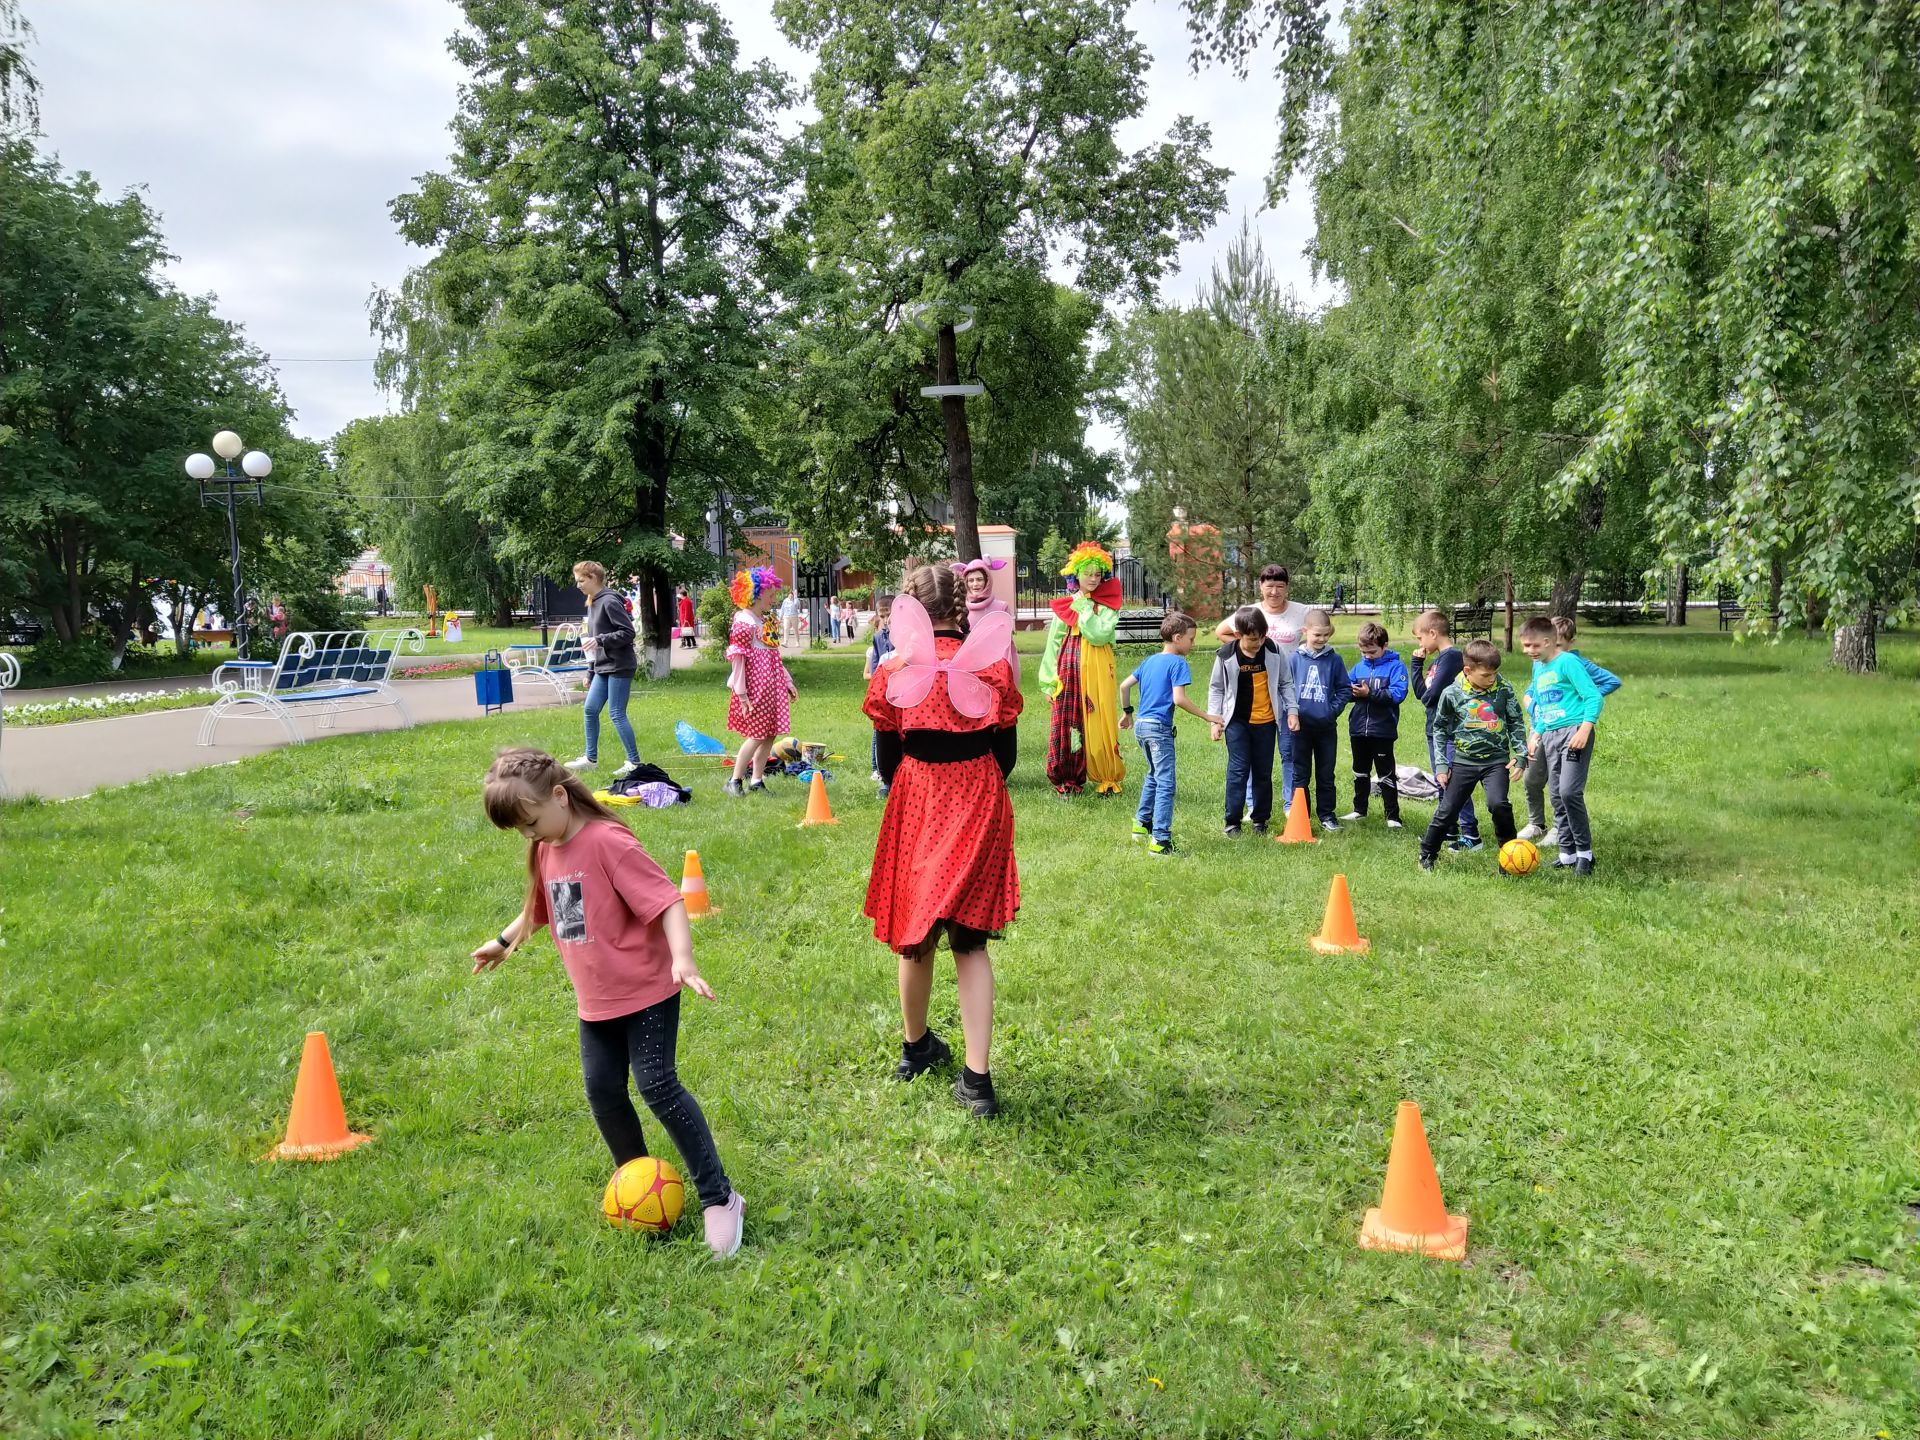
[
  {"xmin": 725, "ymin": 609, "xmax": 792, "ymax": 741},
  {"xmin": 863, "ymin": 634, "xmax": 1023, "ymax": 953}
]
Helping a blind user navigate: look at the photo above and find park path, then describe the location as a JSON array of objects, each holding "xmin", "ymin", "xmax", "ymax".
[{"xmin": 0, "ymin": 644, "xmax": 716, "ymax": 802}]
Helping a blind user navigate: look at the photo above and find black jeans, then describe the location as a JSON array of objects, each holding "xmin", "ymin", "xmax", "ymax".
[
  {"xmin": 578, "ymin": 993, "xmax": 731, "ymax": 1207},
  {"xmin": 1294, "ymin": 722, "xmax": 1339, "ymax": 821},
  {"xmin": 1349, "ymin": 734, "xmax": 1400, "ymax": 820},
  {"xmin": 1421, "ymin": 760, "xmax": 1517, "ymax": 859}
]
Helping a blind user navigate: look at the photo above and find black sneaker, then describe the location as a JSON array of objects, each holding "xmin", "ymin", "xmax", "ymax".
[
  {"xmin": 1573, "ymin": 857, "xmax": 1595, "ymax": 876},
  {"xmin": 722, "ymin": 779, "xmax": 744, "ymax": 797},
  {"xmin": 895, "ymin": 1030, "xmax": 952, "ymax": 1082},
  {"xmin": 747, "ymin": 780, "xmax": 770, "ymax": 795},
  {"xmin": 1417, "ymin": 851, "xmax": 1436, "ymax": 872},
  {"xmin": 953, "ymin": 1068, "xmax": 999, "ymax": 1118},
  {"xmin": 1250, "ymin": 821, "xmax": 1269, "ymax": 837},
  {"xmin": 1223, "ymin": 824, "xmax": 1242, "ymax": 838}
]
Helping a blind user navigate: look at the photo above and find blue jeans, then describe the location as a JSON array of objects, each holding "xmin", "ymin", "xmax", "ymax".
[
  {"xmin": 1224, "ymin": 720, "xmax": 1277, "ymax": 827},
  {"xmin": 584, "ymin": 672, "xmax": 639, "ymax": 765},
  {"xmin": 1250, "ymin": 721, "xmax": 1297, "ymax": 811},
  {"xmin": 1426, "ymin": 725, "xmax": 1479, "ymax": 840},
  {"xmin": 1132, "ymin": 716, "xmax": 1176, "ymax": 843}
]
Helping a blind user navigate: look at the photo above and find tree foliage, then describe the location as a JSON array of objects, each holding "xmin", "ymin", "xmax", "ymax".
[
  {"xmin": 773, "ymin": 0, "xmax": 1229, "ymax": 560},
  {"xmin": 0, "ymin": 137, "xmax": 351, "ymax": 660},
  {"xmin": 387, "ymin": 0, "xmax": 786, "ymax": 678},
  {"xmin": 1189, "ymin": 0, "xmax": 1920, "ymax": 669}
]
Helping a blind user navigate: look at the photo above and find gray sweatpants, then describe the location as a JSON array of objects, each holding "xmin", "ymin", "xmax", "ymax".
[
  {"xmin": 1539, "ymin": 727, "xmax": 1595, "ymax": 856},
  {"xmin": 1523, "ymin": 743, "xmax": 1549, "ymax": 831}
]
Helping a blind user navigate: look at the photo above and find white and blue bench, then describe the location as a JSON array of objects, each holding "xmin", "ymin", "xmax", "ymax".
[
  {"xmin": 504, "ymin": 624, "xmax": 589, "ymax": 702},
  {"xmin": 0, "ymin": 652, "xmax": 18, "ymax": 794},
  {"xmin": 197, "ymin": 628, "xmax": 423, "ymax": 747}
]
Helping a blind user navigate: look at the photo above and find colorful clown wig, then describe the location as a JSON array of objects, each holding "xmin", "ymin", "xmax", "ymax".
[
  {"xmin": 729, "ymin": 565, "xmax": 783, "ymax": 609},
  {"xmin": 1060, "ymin": 542, "xmax": 1115, "ymax": 580}
]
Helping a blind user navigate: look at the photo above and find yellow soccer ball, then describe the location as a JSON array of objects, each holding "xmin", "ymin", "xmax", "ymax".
[
  {"xmin": 602, "ymin": 1157, "xmax": 685, "ymax": 1235},
  {"xmin": 1498, "ymin": 838, "xmax": 1540, "ymax": 877}
]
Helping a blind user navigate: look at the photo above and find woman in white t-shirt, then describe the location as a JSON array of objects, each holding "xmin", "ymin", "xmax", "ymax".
[{"xmin": 1215, "ymin": 564, "xmax": 1311, "ymax": 806}]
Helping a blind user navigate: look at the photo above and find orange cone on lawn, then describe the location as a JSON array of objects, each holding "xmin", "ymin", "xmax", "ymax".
[
  {"xmin": 1359, "ymin": 1101, "xmax": 1469, "ymax": 1261},
  {"xmin": 1309, "ymin": 873, "xmax": 1370, "ymax": 954},
  {"xmin": 1275, "ymin": 788, "xmax": 1318, "ymax": 844},
  {"xmin": 268, "ymin": 1032, "xmax": 372, "ymax": 1162},
  {"xmin": 797, "ymin": 770, "xmax": 839, "ymax": 827},
  {"xmin": 680, "ymin": 849, "xmax": 716, "ymax": 918}
]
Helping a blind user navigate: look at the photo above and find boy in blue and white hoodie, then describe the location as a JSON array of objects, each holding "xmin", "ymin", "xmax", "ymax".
[
  {"xmin": 1288, "ymin": 609, "xmax": 1352, "ymax": 830},
  {"xmin": 1520, "ymin": 614, "xmax": 1619, "ymax": 843},
  {"xmin": 1342, "ymin": 621, "xmax": 1409, "ymax": 827}
]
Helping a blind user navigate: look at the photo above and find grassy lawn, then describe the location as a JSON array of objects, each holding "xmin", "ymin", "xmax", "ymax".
[{"xmin": 1, "ymin": 627, "xmax": 1915, "ymax": 1437}]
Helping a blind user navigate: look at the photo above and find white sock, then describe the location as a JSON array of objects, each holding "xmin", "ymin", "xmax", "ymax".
[{"xmin": 1576, "ymin": 849, "xmax": 1593, "ymax": 860}]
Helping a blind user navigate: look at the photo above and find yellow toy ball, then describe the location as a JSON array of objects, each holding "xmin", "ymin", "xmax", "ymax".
[
  {"xmin": 1498, "ymin": 838, "xmax": 1540, "ymax": 876},
  {"xmin": 602, "ymin": 1157, "xmax": 685, "ymax": 1235}
]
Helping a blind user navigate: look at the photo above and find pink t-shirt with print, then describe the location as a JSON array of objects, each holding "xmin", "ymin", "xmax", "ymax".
[{"xmin": 529, "ymin": 819, "xmax": 684, "ymax": 1020}]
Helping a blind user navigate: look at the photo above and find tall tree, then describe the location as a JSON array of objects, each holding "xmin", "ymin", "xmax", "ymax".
[
  {"xmin": 1190, "ymin": 0, "xmax": 1920, "ymax": 670},
  {"xmin": 390, "ymin": 0, "xmax": 786, "ymax": 678},
  {"xmin": 1122, "ymin": 224, "xmax": 1316, "ymax": 605},
  {"xmin": 0, "ymin": 137, "xmax": 348, "ymax": 661},
  {"xmin": 776, "ymin": 0, "xmax": 1228, "ymax": 561},
  {"xmin": 0, "ymin": 0, "xmax": 37, "ymax": 131}
]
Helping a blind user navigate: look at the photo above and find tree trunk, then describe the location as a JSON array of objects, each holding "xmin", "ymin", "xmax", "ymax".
[
  {"xmin": 490, "ymin": 588, "xmax": 514, "ymax": 629},
  {"xmin": 1665, "ymin": 562, "xmax": 1689, "ymax": 625},
  {"xmin": 937, "ymin": 322, "xmax": 980, "ymax": 562},
  {"xmin": 1548, "ymin": 570, "xmax": 1584, "ymax": 621},
  {"xmin": 1767, "ymin": 556, "xmax": 1784, "ymax": 626},
  {"xmin": 1831, "ymin": 609, "xmax": 1876, "ymax": 673},
  {"xmin": 633, "ymin": 394, "xmax": 675, "ymax": 682},
  {"xmin": 1503, "ymin": 569, "xmax": 1515, "ymax": 651}
]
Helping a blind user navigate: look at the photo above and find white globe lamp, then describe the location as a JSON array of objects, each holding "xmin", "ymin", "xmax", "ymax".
[
  {"xmin": 241, "ymin": 450, "xmax": 273, "ymax": 478},
  {"xmin": 211, "ymin": 430, "xmax": 244, "ymax": 460},
  {"xmin": 185, "ymin": 453, "xmax": 217, "ymax": 481}
]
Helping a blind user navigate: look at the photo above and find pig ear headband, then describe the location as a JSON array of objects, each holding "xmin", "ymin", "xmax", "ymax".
[{"xmin": 950, "ymin": 558, "xmax": 1007, "ymax": 576}]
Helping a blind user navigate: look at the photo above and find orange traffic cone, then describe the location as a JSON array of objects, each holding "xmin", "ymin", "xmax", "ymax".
[
  {"xmin": 1309, "ymin": 873, "xmax": 1370, "ymax": 954},
  {"xmin": 1359, "ymin": 1101, "xmax": 1469, "ymax": 1260},
  {"xmin": 797, "ymin": 770, "xmax": 839, "ymax": 827},
  {"xmin": 1275, "ymin": 788, "xmax": 1318, "ymax": 844},
  {"xmin": 268, "ymin": 1032, "xmax": 372, "ymax": 1162},
  {"xmin": 680, "ymin": 849, "xmax": 716, "ymax": 918}
]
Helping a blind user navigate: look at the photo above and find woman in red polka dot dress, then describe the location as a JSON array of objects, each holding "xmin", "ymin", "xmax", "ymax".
[
  {"xmin": 864, "ymin": 565, "xmax": 1022, "ymax": 1118},
  {"xmin": 724, "ymin": 566, "xmax": 795, "ymax": 795}
]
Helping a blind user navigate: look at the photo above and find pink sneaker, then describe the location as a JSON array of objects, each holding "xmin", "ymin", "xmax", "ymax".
[{"xmin": 703, "ymin": 1191, "xmax": 745, "ymax": 1258}]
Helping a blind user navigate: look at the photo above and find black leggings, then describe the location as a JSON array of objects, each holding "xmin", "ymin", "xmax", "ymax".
[
  {"xmin": 1349, "ymin": 735, "xmax": 1400, "ymax": 820},
  {"xmin": 578, "ymin": 992, "xmax": 731, "ymax": 1207}
]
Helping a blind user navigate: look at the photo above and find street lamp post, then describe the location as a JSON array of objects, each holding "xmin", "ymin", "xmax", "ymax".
[{"xmin": 184, "ymin": 430, "xmax": 271, "ymax": 658}]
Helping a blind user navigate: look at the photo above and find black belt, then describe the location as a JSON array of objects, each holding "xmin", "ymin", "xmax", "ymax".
[{"xmin": 902, "ymin": 729, "xmax": 995, "ymax": 763}]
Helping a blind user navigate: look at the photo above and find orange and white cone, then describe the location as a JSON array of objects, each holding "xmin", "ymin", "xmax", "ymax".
[
  {"xmin": 1358, "ymin": 1101, "xmax": 1469, "ymax": 1260},
  {"xmin": 797, "ymin": 771, "xmax": 839, "ymax": 827},
  {"xmin": 268, "ymin": 1032, "xmax": 372, "ymax": 1162},
  {"xmin": 1309, "ymin": 874, "xmax": 1370, "ymax": 954},
  {"xmin": 1275, "ymin": 787, "xmax": 1318, "ymax": 844},
  {"xmin": 680, "ymin": 849, "xmax": 716, "ymax": 918}
]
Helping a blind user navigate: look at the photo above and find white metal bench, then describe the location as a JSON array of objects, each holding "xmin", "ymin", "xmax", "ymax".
[
  {"xmin": 0, "ymin": 652, "xmax": 18, "ymax": 795},
  {"xmin": 197, "ymin": 628, "xmax": 423, "ymax": 747},
  {"xmin": 504, "ymin": 625, "xmax": 589, "ymax": 702}
]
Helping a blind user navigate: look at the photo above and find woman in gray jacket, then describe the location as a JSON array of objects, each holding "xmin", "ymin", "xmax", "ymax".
[{"xmin": 565, "ymin": 560, "xmax": 641, "ymax": 778}]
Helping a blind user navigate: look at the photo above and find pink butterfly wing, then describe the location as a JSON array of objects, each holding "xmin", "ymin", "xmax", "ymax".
[
  {"xmin": 884, "ymin": 593, "xmax": 939, "ymax": 711},
  {"xmin": 942, "ymin": 612, "xmax": 1014, "ymax": 719}
]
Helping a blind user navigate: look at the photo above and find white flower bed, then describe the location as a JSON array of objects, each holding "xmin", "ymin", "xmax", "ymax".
[{"xmin": 2, "ymin": 687, "xmax": 217, "ymax": 723}]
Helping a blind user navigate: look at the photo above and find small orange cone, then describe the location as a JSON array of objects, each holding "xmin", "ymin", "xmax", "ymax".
[
  {"xmin": 797, "ymin": 771, "xmax": 839, "ymax": 827},
  {"xmin": 1275, "ymin": 788, "xmax": 1318, "ymax": 844},
  {"xmin": 268, "ymin": 1032, "xmax": 372, "ymax": 1162},
  {"xmin": 680, "ymin": 849, "xmax": 716, "ymax": 918},
  {"xmin": 1359, "ymin": 1101, "xmax": 1468, "ymax": 1260},
  {"xmin": 1309, "ymin": 873, "xmax": 1370, "ymax": 954}
]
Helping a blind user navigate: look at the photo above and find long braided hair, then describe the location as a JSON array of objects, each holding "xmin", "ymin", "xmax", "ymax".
[
  {"xmin": 483, "ymin": 747, "xmax": 623, "ymax": 916},
  {"xmin": 901, "ymin": 563, "xmax": 965, "ymax": 628}
]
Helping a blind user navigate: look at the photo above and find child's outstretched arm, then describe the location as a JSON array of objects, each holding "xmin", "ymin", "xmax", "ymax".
[
  {"xmin": 661, "ymin": 900, "xmax": 716, "ymax": 1000},
  {"xmin": 471, "ymin": 907, "xmax": 538, "ymax": 972},
  {"xmin": 1117, "ymin": 669, "xmax": 1139, "ymax": 729},
  {"xmin": 1172, "ymin": 682, "xmax": 1223, "ymax": 725}
]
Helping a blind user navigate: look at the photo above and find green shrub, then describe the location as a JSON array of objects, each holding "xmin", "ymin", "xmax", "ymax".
[
  {"xmin": 697, "ymin": 584, "xmax": 734, "ymax": 664},
  {"xmin": 18, "ymin": 632, "xmax": 118, "ymax": 686}
]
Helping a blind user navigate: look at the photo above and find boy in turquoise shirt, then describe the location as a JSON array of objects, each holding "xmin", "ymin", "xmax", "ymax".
[{"xmin": 1519, "ymin": 616, "xmax": 1604, "ymax": 875}]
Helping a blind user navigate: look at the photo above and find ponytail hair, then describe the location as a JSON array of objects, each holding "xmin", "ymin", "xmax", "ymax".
[{"xmin": 483, "ymin": 747, "xmax": 623, "ymax": 916}]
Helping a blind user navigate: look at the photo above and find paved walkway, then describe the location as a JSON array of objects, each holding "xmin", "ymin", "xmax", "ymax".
[{"xmin": 1, "ymin": 645, "xmax": 715, "ymax": 802}]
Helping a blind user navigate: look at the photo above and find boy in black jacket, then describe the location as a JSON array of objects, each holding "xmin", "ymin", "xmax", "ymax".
[{"xmin": 1410, "ymin": 609, "xmax": 1481, "ymax": 851}]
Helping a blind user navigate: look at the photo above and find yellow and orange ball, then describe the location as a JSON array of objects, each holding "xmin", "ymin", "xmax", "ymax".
[{"xmin": 602, "ymin": 1157, "xmax": 685, "ymax": 1235}]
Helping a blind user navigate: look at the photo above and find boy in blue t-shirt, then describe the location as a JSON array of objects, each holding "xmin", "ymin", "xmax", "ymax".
[{"xmin": 1118, "ymin": 613, "xmax": 1222, "ymax": 856}]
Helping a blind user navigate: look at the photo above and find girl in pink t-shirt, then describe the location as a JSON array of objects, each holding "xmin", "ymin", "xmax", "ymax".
[{"xmin": 471, "ymin": 748, "xmax": 746, "ymax": 1257}]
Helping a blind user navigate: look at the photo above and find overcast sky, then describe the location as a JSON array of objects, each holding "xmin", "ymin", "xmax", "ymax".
[{"xmin": 25, "ymin": 0, "xmax": 1328, "ymax": 449}]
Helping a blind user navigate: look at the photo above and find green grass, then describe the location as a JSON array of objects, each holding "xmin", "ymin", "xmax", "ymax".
[
  {"xmin": 1, "ymin": 687, "xmax": 218, "ymax": 727},
  {"xmin": 1, "ymin": 628, "xmax": 1916, "ymax": 1438}
]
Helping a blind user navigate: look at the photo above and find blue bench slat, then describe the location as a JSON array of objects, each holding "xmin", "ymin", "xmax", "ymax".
[{"xmin": 278, "ymin": 686, "xmax": 378, "ymax": 703}]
